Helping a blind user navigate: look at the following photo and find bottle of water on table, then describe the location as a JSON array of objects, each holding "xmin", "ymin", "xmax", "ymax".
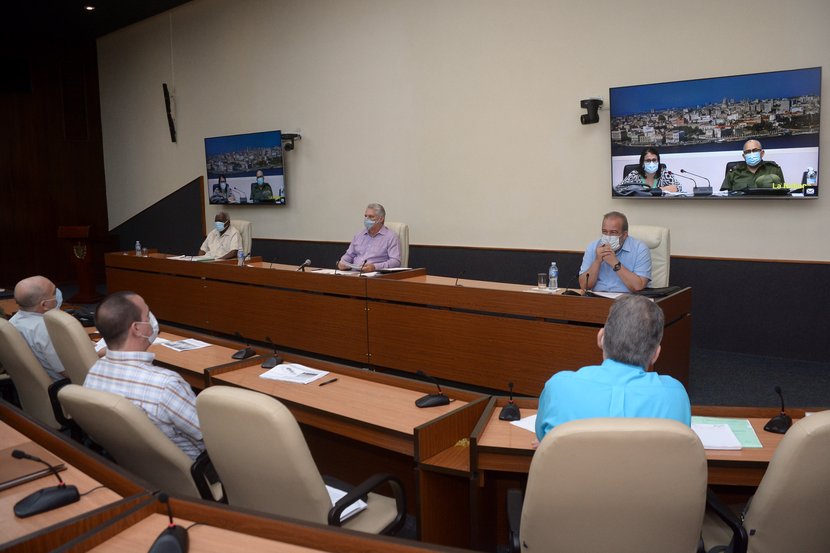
[{"xmin": 548, "ymin": 262, "xmax": 558, "ymax": 290}]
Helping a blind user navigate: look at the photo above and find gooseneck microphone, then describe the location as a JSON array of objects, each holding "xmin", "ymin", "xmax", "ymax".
[
  {"xmin": 764, "ymin": 386, "xmax": 792, "ymax": 434},
  {"xmin": 148, "ymin": 492, "xmax": 189, "ymax": 553},
  {"xmin": 260, "ymin": 335, "xmax": 283, "ymax": 369},
  {"xmin": 454, "ymin": 270, "xmax": 465, "ymax": 287},
  {"xmin": 680, "ymin": 169, "xmax": 713, "ymax": 196},
  {"xmin": 12, "ymin": 449, "xmax": 80, "ymax": 518},
  {"xmin": 414, "ymin": 370, "xmax": 450, "ymax": 408},
  {"xmin": 231, "ymin": 332, "xmax": 256, "ymax": 360},
  {"xmin": 296, "ymin": 259, "xmax": 311, "ymax": 272},
  {"xmin": 357, "ymin": 260, "xmax": 368, "ymax": 276},
  {"xmin": 499, "ymin": 381, "xmax": 521, "ymax": 421}
]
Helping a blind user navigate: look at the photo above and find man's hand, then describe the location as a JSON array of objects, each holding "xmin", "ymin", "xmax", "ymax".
[
  {"xmin": 363, "ymin": 263, "xmax": 376, "ymax": 272},
  {"xmin": 337, "ymin": 261, "xmax": 349, "ymax": 270},
  {"xmin": 596, "ymin": 243, "xmax": 619, "ymax": 267}
]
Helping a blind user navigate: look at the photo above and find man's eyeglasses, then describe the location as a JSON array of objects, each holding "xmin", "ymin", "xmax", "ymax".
[{"xmin": 743, "ymin": 148, "xmax": 762, "ymax": 155}]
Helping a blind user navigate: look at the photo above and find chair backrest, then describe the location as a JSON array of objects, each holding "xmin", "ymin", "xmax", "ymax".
[
  {"xmin": 725, "ymin": 160, "xmax": 743, "ymax": 177},
  {"xmin": 742, "ymin": 411, "xmax": 830, "ymax": 553},
  {"xmin": 385, "ymin": 221, "xmax": 409, "ymax": 267},
  {"xmin": 521, "ymin": 418, "xmax": 707, "ymax": 553},
  {"xmin": 58, "ymin": 384, "xmax": 201, "ymax": 498},
  {"xmin": 196, "ymin": 386, "xmax": 332, "ymax": 523},
  {"xmin": 230, "ymin": 219, "xmax": 252, "ymax": 255},
  {"xmin": 44, "ymin": 309, "xmax": 98, "ymax": 385},
  {"xmin": 0, "ymin": 318, "xmax": 60, "ymax": 428},
  {"xmin": 628, "ymin": 224, "xmax": 670, "ymax": 287}
]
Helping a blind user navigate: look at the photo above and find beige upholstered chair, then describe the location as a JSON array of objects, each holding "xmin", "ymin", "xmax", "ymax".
[
  {"xmin": 628, "ymin": 224, "xmax": 670, "ymax": 288},
  {"xmin": 703, "ymin": 410, "xmax": 830, "ymax": 553},
  {"xmin": 44, "ymin": 309, "xmax": 97, "ymax": 385},
  {"xmin": 230, "ymin": 219, "xmax": 252, "ymax": 255},
  {"xmin": 58, "ymin": 384, "xmax": 219, "ymax": 500},
  {"xmin": 508, "ymin": 418, "xmax": 707, "ymax": 553},
  {"xmin": 0, "ymin": 318, "xmax": 61, "ymax": 429},
  {"xmin": 196, "ymin": 385, "xmax": 405, "ymax": 534},
  {"xmin": 385, "ymin": 221, "xmax": 409, "ymax": 267}
]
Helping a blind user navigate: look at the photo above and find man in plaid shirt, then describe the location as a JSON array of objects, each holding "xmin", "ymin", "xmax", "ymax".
[{"xmin": 84, "ymin": 291, "xmax": 205, "ymax": 460}]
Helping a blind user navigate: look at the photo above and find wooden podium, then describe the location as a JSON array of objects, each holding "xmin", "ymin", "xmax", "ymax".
[{"xmin": 58, "ymin": 225, "xmax": 102, "ymax": 303}]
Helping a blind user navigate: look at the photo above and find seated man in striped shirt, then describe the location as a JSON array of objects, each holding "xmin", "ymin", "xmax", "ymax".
[
  {"xmin": 84, "ymin": 291, "xmax": 205, "ymax": 460},
  {"xmin": 337, "ymin": 203, "xmax": 401, "ymax": 272}
]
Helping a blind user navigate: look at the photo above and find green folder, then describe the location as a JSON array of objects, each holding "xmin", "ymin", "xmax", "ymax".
[{"xmin": 691, "ymin": 417, "xmax": 763, "ymax": 448}]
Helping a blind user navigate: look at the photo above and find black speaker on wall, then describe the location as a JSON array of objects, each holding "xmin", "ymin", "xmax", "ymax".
[{"xmin": 162, "ymin": 83, "xmax": 176, "ymax": 143}]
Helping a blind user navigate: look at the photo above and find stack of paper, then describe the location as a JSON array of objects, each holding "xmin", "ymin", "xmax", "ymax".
[
  {"xmin": 691, "ymin": 423, "xmax": 742, "ymax": 450},
  {"xmin": 259, "ymin": 363, "xmax": 329, "ymax": 384},
  {"xmin": 326, "ymin": 485, "xmax": 368, "ymax": 522}
]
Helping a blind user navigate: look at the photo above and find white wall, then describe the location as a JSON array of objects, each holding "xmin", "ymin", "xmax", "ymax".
[{"xmin": 98, "ymin": 0, "xmax": 830, "ymax": 261}]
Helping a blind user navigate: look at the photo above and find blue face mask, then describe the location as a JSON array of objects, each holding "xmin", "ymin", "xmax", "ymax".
[
  {"xmin": 643, "ymin": 161, "xmax": 659, "ymax": 174},
  {"xmin": 364, "ymin": 218, "xmax": 376, "ymax": 231},
  {"xmin": 257, "ymin": 177, "xmax": 265, "ymax": 185},
  {"xmin": 744, "ymin": 151, "xmax": 762, "ymax": 167},
  {"xmin": 214, "ymin": 221, "xmax": 226, "ymax": 232}
]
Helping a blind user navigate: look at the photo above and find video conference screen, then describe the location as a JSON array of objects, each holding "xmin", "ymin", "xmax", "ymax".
[
  {"xmin": 609, "ymin": 67, "xmax": 821, "ymax": 199},
  {"xmin": 205, "ymin": 129, "xmax": 286, "ymax": 205}
]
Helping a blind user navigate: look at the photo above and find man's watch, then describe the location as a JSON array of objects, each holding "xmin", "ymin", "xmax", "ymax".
[{"xmin": 613, "ymin": 262, "xmax": 622, "ymax": 272}]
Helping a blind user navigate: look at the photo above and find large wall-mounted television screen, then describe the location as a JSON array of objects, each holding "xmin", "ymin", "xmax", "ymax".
[
  {"xmin": 205, "ymin": 129, "xmax": 285, "ymax": 205},
  {"xmin": 609, "ymin": 67, "xmax": 820, "ymax": 199}
]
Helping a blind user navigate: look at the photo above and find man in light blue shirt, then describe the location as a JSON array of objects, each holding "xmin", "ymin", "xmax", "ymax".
[
  {"xmin": 536, "ymin": 294, "xmax": 690, "ymax": 442},
  {"xmin": 579, "ymin": 211, "xmax": 651, "ymax": 292}
]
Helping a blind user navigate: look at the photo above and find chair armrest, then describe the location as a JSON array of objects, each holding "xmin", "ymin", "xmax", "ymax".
[
  {"xmin": 327, "ymin": 472, "xmax": 406, "ymax": 535},
  {"xmin": 48, "ymin": 378, "xmax": 73, "ymax": 428},
  {"xmin": 705, "ymin": 488, "xmax": 747, "ymax": 553},
  {"xmin": 506, "ymin": 488, "xmax": 524, "ymax": 553},
  {"xmin": 190, "ymin": 451, "xmax": 224, "ymax": 503}
]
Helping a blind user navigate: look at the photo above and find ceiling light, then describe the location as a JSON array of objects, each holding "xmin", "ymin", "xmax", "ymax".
[{"xmin": 84, "ymin": 5, "xmax": 96, "ymax": 11}]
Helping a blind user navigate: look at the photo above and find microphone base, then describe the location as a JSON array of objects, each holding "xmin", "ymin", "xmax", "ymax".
[
  {"xmin": 232, "ymin": 347, "xmax": 256, "ymax": 360},
  {"xmin": 499, "ymin": 402, "xmax": 521, "ymax": 421},
  {"xmin": 763, "ymin": 413, "xmax": 792, "ymax": 434},
  {"xmin": 415, "ymin": 393, "xmax": 450, "ymax": 408},
  {"xmin": 260, "ymin": 355, "xmax": 282, "ymax": 369},
  {"xmin": 149, "ymin": 525, "xmax": 189, "ymax": 553},
  {"xmin": 693, "ymin": 187, "xmax": 713, "ymax": 197},
  {"xmin": 14, "ymin": 484, "xmax": 80, "ymax": 518}
]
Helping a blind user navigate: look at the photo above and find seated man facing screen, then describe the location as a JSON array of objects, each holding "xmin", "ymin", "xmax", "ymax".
[
  {"xmin": 84, "ymin": 291, "xmax": 205, "ymax": 460},
  {"xmin": 199, "ymin": 211, "xmax": 242, "ymax": 260},
  {"xmin": 337, "ymin": 203, "xmax": 401, "ymax": 272},
  {"xmin": 721, "ymin": 139, "xmax": 785, "ymax": 192},
  {"xmin": 9, "ymin": 275, "xmax": 67, "ymax": 381},
  {"xmin": 535, "ymin": 294, "xmax": 691, "ymax": 442},
  {"xmin": 579, "ymin": 211, "xmax": 650, "ymax": 292}
]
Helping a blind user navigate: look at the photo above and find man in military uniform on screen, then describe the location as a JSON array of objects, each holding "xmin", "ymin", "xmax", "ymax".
[
  {"xmin": 721, "ymin": 139, "xmax": 785, "ymax": 192},
  {"xmin": 250, "ymin": 170, "xmax": 274, "ymax": 202}
]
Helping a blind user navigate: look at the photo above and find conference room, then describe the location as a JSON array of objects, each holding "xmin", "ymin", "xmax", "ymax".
[{"xmin": 2, "ymin": 0, "xmax": 829, "ymax": 552}]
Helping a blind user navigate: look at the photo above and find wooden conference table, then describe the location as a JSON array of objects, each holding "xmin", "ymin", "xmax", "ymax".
[{"xmin": 105, "ymin": 252, "xmax": 692, "ymax": 395}]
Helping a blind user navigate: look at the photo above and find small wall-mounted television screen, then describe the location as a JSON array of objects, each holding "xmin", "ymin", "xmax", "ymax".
[
  {"xmin": 609, "ymin": 67, "xmax": 820, "ymax": 199},
  {"xmin": 204, "ymin": 129, "xmax": 285, "ymax": 205}
]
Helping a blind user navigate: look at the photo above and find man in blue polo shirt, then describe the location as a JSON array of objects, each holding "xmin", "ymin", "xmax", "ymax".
[
  {"xmin": 578, "ymin": 211, "xmax": 650, "ymax": 292},
  {"xmin": 535, "ymin": 294, "xmax": 690, "ymax": 442}
]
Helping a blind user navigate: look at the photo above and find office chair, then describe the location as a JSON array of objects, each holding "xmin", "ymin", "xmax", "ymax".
[
  {"xmin": 507, "ymin": 418, "xmax": 707, "ymax": 553},
  {"xmin": 385, "ymin": 221, "xmax": 410, "ymax": 267},
  {"xmin": 230, "ymin": 219, "xmax": 252, "ymax": 255},
  {"xmin": 196, "ymin": 385, "xmax": 406, "ymax": 534},
  {"xmin": 703, "ymin": 410, "xmax": 830, "ymax": 553},
  {"xmin": 0, "ymin": 318, "xmax": 62, "ymax": 429},
  {"xmin": 628, "ymin": 225, "xmax": 671, "ymax": 287},
  {"xmin": 724, "ymin": 161, "xmax": 743, "ymax": 176},
  {"xmin": 58, "ymin": 384, "xmax": 221, "ymax": 501},
  {"xmin": 44, "ymin": 308, "xmax": 98, "ymax": 385}
]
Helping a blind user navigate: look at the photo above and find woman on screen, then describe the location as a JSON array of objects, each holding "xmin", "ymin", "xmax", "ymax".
[
  {"xmin": 617, "ymin": 147, "xmax": 681, "ymax": 194},
  {"xmin": 210, "ymin": 175, "xmax": 237, "ymax": 204}
]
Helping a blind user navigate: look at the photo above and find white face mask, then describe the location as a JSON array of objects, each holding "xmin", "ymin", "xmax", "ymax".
[
  {"xmin": 601, "ymin": 234, "xmax": 621, "ymax": 251},
  {"xmin": 643, "ymin": 161, "xmax": 659, "ymax": 174},
  {"xmin": 136, "ymin": 311, "xmax": 160, "ymax": 343}
]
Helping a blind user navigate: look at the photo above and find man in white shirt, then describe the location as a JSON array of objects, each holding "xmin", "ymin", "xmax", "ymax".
[
  {"xmin": 9, "ymin": 275, "xmax": 67, "ymax": 381},
  {"xmin": 198, "ymin": 211, "xmax": 242, "ymax": 260}
]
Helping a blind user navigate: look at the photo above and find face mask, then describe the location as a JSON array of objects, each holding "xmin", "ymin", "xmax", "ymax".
[
  {"xmin": 46, "ymin": 288, "xmax": 63, "ymax": 310},
  {"xmin": 214, "ymin": 221, "xmax": 226, "ymax": 232},
  {"xmin": 643, "ymin": 161, "xmax": 659, "ymax": 174},
  {"xmin": 744, "ymin": 151, "xmax": 762, "ymax": 166},
  {"xmin": 257, "ymin": 177, "xmax": 265, "ymax": 185},
  {"xmin": 364, "ymin": 218, "xmax": 376, "ymax": 231},
  {"xmin": 137, "ymin": 311, "xmax": 160, "ymax": 343},
  {"xmin": 601, "ymin": 234, "xmax": 621, "ymax": 251}
]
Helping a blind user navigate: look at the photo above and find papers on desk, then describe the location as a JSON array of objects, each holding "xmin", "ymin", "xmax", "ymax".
[
  {"xmin": 692, "ymin": 416, "xmax": 762, "ymax": 448},
  {"xmin": 260, "ymin": 363, "xmax": 329, "ymax": 384},
  {"xmin": 510, "ymin": 414, "xmax": 537, "ymax": 433},
  {"xmin": 326, "ymin": 485, "xmax": 367, "ymax": 522},
  {"xmin": 691, "ymin": 423, "xmax": 742, "ymax": 450},
  {"xmin": 524, "ymin": 287, "xmax": 558, "ymax": 294},
  {"xmin": 167, "ymin": 255, "xmax": 215, "ymax": 262},
  {"xmin": 590, "ymin": 291, "xmax": 624, "ymax": 299},
  {"xmin": 312, "ymin": 269, "xmax": 380, "ymax": 277},
  {"xmin": 160, "ymin": 338, "xmax": 211, "ymax": 352}
]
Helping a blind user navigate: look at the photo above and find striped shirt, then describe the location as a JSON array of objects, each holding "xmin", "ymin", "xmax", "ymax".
[
  {"xmin": 84, "ymin": 350, "xmax": 205, "ymax": 460},
  {"xmin": 339, "ymin": 226, "xmax": 401, "ymax": 270}
]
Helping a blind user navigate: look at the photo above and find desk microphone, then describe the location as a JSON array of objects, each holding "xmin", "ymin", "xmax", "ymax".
[
  {"xmin": 148, "ymin": 492, "xmax": 188, "ymax": 553},
  {"xmin": 357, "ymin": 260, "xmax": 368, "ymax": 276},
  {"xmin": 499, "ymin": 382, "xmax": 521, "ymax": 421},
  {"xmin": 415, "ymin": 370, "xmax": 450, "ymax": 408},
  {"xmin": 680, "ymin": 169, "xmax": 713, "ymax": 196},
  {"xmin": 764, "ymin": 386, "xmax": 792, "ymax": 434},
  {"xmin": 12, "ymin": 449, "xmax": 80, "ymax": 518},
  {"xmin": 455, "ymin": 270, "xmax": 465, "ymax": 287},
  {"xmin": 297, "ymin": 259, "xmax": 311, "ymax": 272},
  {"xmin": 260, "ymin": 336, "xmax": 283, "ymax": 369},
  {"xmin": 668, "ymin": 170, "xmax": 696, "ymax": 188},
  {"xmin": 231, "ymin": 186, "xmax": 248, "ymax": 203},
  {"xmin": 231, "ymin": 332, "xmax": 256, "ymax": 360}
]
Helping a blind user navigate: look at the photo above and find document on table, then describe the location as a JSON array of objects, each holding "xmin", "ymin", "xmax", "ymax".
[
  {"xmin": 167, "ymin": 255, "xmax": 215, "ymax": 262},
  {"xmin": 260, "ymin": 363, "xmax": 329, "ymax": 384},
  {"xmin": 510, "ymin": 414, "xmax": 537, "ymax": 433},
  {"xmin": 326, "ymin": 485, "xmax": 367, "ymax": 522},
  {"xmin": 691, "ymin": 416, "xmax": 762, "ymax": 448},
  {"xmin": 691, "ymin": 423, "xmax": 742, "ymax": 450},
  {"xmin": 160, "ymin": 338, "xmax": 211, "ymax": 351},
  {"xmin": 312, "ymin": 268, "xmax": 379, "ymax": 277}
]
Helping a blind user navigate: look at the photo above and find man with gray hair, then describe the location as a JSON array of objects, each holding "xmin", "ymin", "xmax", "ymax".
[
  {"xmin": 535, "ymin": 294, "xmax": 690, "ymax": 442},
  {"xmin": 338, "ymin": 203, "xmax": 401, "ymax": 271}
]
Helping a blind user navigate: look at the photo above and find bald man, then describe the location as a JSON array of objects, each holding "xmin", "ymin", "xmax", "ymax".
[
  {"xmin": 721, "ymin": 139, "xmax": 785, "ymax": 192},
  {"xmin": 9, "ymin": 276, "xmax": 67, "ymax": 381}
]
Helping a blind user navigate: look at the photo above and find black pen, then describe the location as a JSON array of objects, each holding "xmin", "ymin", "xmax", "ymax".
[{"xmin": 318, "ymin": 377, "xmax": 338, "ymax": 387}]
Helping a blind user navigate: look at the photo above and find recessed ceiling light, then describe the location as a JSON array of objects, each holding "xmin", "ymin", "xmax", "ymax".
[{"xmin": 84, "ymin": 5, "xmax": 96, "ymax": 11}]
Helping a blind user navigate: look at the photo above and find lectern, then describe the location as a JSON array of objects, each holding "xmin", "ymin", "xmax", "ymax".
[{"xmin": 57, "ymin": 226, "xmax": 102, "ymax": 303}]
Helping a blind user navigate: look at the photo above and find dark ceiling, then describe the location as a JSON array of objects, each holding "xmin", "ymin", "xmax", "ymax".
[{"xmin": 7, "ymin": 0, "xmax": 192, "ymax": 41}]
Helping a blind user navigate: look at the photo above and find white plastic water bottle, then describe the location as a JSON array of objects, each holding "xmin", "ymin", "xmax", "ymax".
[
  {"xmin": 135, "ymin": 240, "xmax": 141, "ymax": 256},
  {"xmin": 548, "ymin": 262, "xmax": 559, "ymax": 290},
  {"xmin": 806, "ymin": 167, "xmax": 817, "ymax": 186},
  {"xmin": 238, "ymin": 249, "xmax": 245, "ymax": 266}
]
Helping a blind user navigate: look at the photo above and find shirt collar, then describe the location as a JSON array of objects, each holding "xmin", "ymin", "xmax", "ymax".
[{"xmin": 105, "ymin": 349, "xmax": 156, "ymax": 363}]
